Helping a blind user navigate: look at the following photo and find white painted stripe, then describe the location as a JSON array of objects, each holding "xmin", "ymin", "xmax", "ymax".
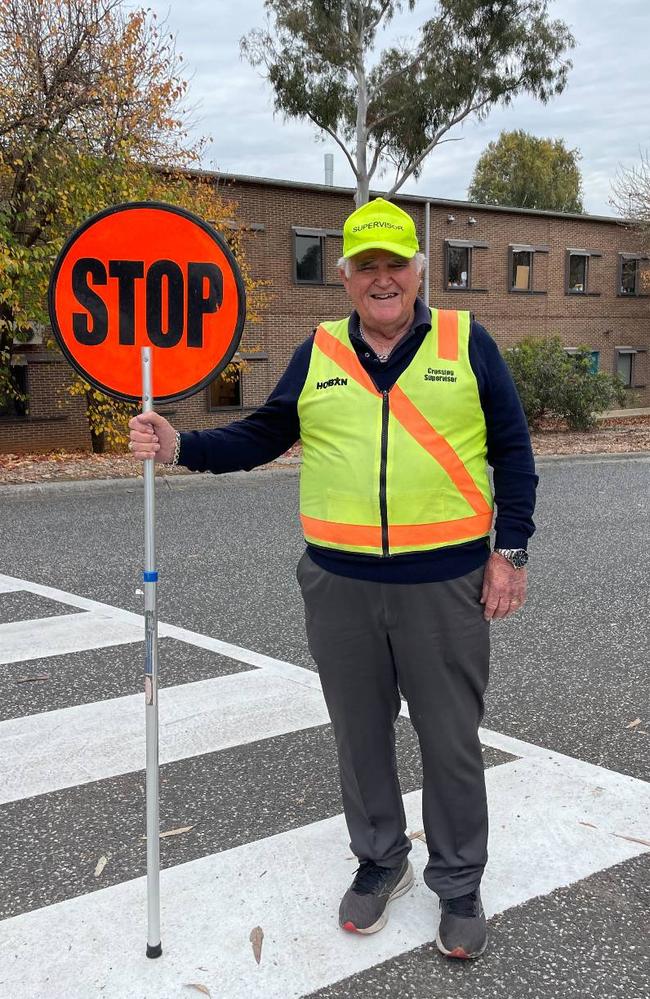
[
  {"xmin": 0, "ymin": 578, "xmax": 24, "ymax": 593},
  {"xmin": 0, "ymin": 611, "xmax": 143, "ymax": 665},
  {"xmin": 0, "ymin": 572, "xmax": 321, "ymax": 684},
  {"xmin": 0, "ymin": 571, "xmax": 645, "ymax": 793},
  {"xmin": 0, "ymin": 669, "xmax": 330, "ymax": 805},
  {"xmin": 0, "ymin": 759, "xmax": 647, "ymax": 999},
  {"xmin": 0, "ymin": 573, "xmax": 112, "ymax": 613}
]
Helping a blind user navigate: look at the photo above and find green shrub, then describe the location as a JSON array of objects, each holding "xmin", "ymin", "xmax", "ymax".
[{"xmin": 504, "ymin": 336, "xmax": 627, "ymax": 431}]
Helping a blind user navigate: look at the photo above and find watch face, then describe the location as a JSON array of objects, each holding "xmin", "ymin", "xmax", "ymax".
[{"xmin": 512, "ymin": 550, "xmax": 529, "ymax": 568}]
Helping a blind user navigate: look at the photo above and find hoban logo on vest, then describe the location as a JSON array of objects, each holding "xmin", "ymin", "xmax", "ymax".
[{"xmin": 316, "ymin": 376, "xmax": 348, "ymax": 390}]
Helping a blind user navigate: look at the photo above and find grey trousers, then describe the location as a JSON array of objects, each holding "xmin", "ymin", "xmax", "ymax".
[{"xmin": 297, "ymin": 552, "xmax": 490, "ymax": 900}]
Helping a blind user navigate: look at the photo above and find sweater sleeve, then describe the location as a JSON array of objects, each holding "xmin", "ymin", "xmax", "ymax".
[
  {"xmin": 177, "ymin": 335, "xmax": 313, "ymax": 474},
  {"xmin": 469, "ymin": 321, "xmax": 538, "ymax": 549}
]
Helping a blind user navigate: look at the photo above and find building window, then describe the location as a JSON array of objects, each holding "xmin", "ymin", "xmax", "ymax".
[
  {"xmin": 614, "ymin": 348, "xmax": 645, "ymax": 388},
  {"xmin": 447, "ymin": 245, "xmax": 470, "ymax": 289},
  {"xmin": 444, "ymin": 240, "xmax": 488, "ymax": 291},
  {"xmin": 565, "ymin": 249, "xmax": 602, "ymax": 296},
  {"xmin": 508, "ymin": 244, "xmax": 549, "ymax": 294},
  {"xmin": 564, "ymin": 348, "xmax": 600, "ymax": 373},
  {"xmin": 0, "ymin": 363, "xmax": 28, "ymax": 419},
  {"xmin": 293, "ymin": 227, "xmax": 345, "ymax": 286},
  {"xmin": 568, "ymin": 253, "xmax": 588, "ymax": 293},
  {"xmin": 618, "ymin": 254, "xmax": 650, "ymax": 296},
  {"xmin": 294, "ymin": 232, "xmax": 324, "ymax": 284},
  {"xmin": 208, "ymin": 366, "xmax": 242, "ymax": 409},
  {"xmin": 621, "ymin": 258, "xmax": 637, "ymax": 295},
  {"xmin": 511, "ymin": 249, "xmax": 532, "ymax": 291}
]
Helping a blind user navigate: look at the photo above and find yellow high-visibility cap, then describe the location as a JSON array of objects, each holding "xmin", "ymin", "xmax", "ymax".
[{"xmin": 343, "ymin": 197, "xmax": 419, "ymax": 259}]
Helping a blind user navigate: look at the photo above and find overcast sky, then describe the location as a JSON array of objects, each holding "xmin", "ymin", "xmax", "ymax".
[{"xmin": 145, "ymin": 0, "xmax": 649, "ymax": 216}]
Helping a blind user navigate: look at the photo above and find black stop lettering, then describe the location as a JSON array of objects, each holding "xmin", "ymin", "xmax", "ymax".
[
  {"xmin": 187, "ymin": 262, "xmax": 223, "ymax": 347},
  {"xmin": 108, "ymin": 260, "xmax": 145, "ymax": 345},
  {"xmin": 146, "ymin": 260, "xmax": 184, "ymax": 347},
  {"xmin": 72, "ymin": 258, "xmax": 108, "ymax": 345}
]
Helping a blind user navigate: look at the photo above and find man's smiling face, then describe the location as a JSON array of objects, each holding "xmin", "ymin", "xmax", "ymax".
[{"xmin": 341, "ymin": 249, "xmax": 421, "ymax": 338}]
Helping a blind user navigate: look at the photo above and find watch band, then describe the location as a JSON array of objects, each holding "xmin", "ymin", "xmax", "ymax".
[{"xmin": 494, "ymin": 548, "xmax": 529, "ymax": 569}]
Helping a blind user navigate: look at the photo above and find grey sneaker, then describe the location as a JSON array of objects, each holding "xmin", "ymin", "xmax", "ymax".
[
  {"xmin": 436, "ymin": 887, "xmax": 487, "ymax": 959},
  {"xmin": 339, "ymin": 858, "xmax": 414, "ymax": 934}
]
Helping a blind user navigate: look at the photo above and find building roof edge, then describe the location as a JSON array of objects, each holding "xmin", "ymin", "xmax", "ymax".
[{"xmin": 183, "ymin": 167, "xmax": 630, "ymax": 227}]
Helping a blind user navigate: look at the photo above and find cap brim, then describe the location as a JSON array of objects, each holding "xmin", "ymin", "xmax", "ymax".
[{"xmin": 344, "ymin": 241, "xmax": 418, "ymax": 260}]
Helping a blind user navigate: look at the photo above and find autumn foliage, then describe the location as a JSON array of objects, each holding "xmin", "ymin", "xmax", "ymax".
[{"xmin": 0, "ymin": 0, "xmax": 267, "ymax": 449}]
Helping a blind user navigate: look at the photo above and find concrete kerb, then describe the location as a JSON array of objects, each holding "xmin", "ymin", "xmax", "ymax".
[
  {"xmin": 0, "ymin": 450, "xmax": 648, "ymax": 498},
  {"xmin": 0, "ymin": 463, "xmax": 299, "ymax": 498}
]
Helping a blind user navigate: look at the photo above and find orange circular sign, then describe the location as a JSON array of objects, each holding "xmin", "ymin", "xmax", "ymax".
[{"xmin": 48, "ymin": 202, "xmax": 246, "ymax": 403}]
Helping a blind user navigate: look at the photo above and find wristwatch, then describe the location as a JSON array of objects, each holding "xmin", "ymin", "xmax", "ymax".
[{"xmin": 494, "ymin": 548, "xmax": 529, "ymax": 569}]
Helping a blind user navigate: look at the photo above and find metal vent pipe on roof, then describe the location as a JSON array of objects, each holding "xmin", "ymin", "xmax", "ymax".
[{"xmin": 324, "ymin": 153, "xmax": 334, "ymax": 186}]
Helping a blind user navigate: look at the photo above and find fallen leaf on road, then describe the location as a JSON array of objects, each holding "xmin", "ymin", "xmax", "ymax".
[
  {"xmin": 94, "ymin": 856, "xmax": 108, "ymax": 878},
  {"xmin": 141, "ymin": 825, "xmax": 194, "ymax": 841},
  {"xmin": 184, "ymin": 984, "xmax": 211, "ymax": 997},
  {"xmin": 160, "ymin": 825, "xmax": 194, "ymax": 838},
  {"xmin": 613, "ymin": 833, "xmax": 650, "ymax": 848},
  {"xmin": 578, "ymin": 821, "xmax": 598, "ymax": 829},
  {"xmin": 626, "ymin": 718, "xmax": 642, "ymax": 729},
  {"xmin": 16, "ymin": 675, "xmax": 49, "ymax": 683},
  {"xmin": 249, "ymin": 926, "xmax": 264, "ymax": 964}
]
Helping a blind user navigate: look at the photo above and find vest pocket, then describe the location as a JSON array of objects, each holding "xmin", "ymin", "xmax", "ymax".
[
  {"xmin": 325, "ymin": 488, "xmax": 380, "ymax": 527},
  {"xmin": 388, "ymin": 484, "xmax": 462, "ymax": 526}
]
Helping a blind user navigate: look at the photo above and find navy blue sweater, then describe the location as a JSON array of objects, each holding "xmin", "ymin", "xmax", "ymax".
[{"xmin": 179, "ymin": 298, "xmax": 538, "ymax": 583}]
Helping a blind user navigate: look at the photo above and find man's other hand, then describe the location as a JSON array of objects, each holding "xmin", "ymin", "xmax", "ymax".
[
  {"xmin": 480, "ymin": 552, "xmax": 527, "ymax": 620},
  {"xmin": 128, "ymin": 412, "xmax": 177, "ymax": 463}
]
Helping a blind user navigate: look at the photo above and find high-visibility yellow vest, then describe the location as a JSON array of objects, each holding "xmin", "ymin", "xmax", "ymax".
[{"xmin": 297, "ymin": 309, "xmax": 494, "ymax": 556}]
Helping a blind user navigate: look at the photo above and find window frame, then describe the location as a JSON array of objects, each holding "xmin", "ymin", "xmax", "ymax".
[
  {"xmin": 614, "ymin": 347, "xmax": 646, "ymax": 388},
  {"xmin": 564, "ymin": 347, "xmax": 600, "ymax": 374},
  {"xmin": 443, "ymin": 239, "xmax": 489, "ymax": 293},
  {"xmin": 507, "ymin": 244, "xmax": 549, "ymax": 295},
  {"xmin": 563, "ymin": 249, "xmax": 594, "ymax": 297},
  {"xmin": 292, "ymin": 226, "xmax": 344, "ymax": 287},
  {"xmin": 207, "ymin": 363, "xmax": 244, "ymax": 412},
  {"xmin": 0, "ymin": 362, "xmax": 29, "ymax": 421},
  {"xmin": 617, "ymin": 254, "xmax": 649, "ymax": 298}
]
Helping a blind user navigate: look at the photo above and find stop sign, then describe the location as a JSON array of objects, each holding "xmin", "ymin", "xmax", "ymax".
[{"xmin": 48, "ymin": 202, "xmax": 246, "ymax": 403}]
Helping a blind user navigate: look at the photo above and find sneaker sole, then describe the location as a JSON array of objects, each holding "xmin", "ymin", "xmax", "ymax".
[
  {"xmin": 341, "ymin": 861, "xmax": 414, "ymax": 935},
  {"xmin": 435, "ymin": 929, "xmax": 488, "ymax": 960}
]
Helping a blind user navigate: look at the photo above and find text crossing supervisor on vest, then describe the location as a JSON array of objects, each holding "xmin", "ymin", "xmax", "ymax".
[{"xmin": 128, "ymin": 198, "xmax": 537, "ymax": 961}]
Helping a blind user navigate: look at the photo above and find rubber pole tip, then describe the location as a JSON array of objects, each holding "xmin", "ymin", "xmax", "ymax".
[{"xmin": 146, "ymin": 942, "xmax": 163, "ymax": 959}]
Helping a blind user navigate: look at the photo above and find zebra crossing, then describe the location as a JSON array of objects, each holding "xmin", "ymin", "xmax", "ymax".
[{"xmin": 0, "ymin": 570, "xmax": 648, "ymax": 999}]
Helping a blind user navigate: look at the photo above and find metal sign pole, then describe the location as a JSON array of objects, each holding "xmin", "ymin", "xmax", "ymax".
[{"xmin": 142, "ymin": 346, "xmax": 162, "ymax": 959}]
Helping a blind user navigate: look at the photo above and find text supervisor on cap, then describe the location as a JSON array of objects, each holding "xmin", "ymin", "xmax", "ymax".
[{"xmin": 129, "ymin": 197, "xmax": 537, "ymax": 961}]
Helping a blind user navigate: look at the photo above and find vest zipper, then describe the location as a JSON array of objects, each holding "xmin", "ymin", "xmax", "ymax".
[{"xmin": 380, "ymin": 390, "xmax": 390, "ymax": 557}]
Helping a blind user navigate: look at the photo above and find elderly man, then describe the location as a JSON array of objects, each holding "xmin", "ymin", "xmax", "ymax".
[{"xmin": 129, "ymin": 197, "xmax": 537, "ymax": 960}]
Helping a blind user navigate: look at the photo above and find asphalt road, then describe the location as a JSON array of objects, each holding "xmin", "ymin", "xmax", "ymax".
[
  {"xmin": 2, "ymin": 454, "xmax": 648, "ymax": 780},
  {"xmin": 0, "ymin": 453, "xmax": 648, "ymax": 999}
]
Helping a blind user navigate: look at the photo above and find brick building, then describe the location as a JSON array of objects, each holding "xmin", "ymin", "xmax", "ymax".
[{"xmin": 1, "ymin": 171, "xmax": 648, "ymax": 453}]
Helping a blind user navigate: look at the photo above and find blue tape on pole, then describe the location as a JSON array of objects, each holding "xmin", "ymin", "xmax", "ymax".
[{"xmin": 143, "ymin": 571, "xmax": 158, "ymax": 582}]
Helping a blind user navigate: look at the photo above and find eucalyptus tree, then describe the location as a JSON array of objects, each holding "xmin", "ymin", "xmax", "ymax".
[{"xmin": 241, "ymin": 0, "xmax": 575, "ymax": 205}]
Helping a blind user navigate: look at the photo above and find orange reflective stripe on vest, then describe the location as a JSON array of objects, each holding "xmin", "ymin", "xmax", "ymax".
[
  {"xmin": 436, "ymin": 309, "xmax": 459, "ymax": 361},
  {"xmin": 300, "ymin": 511, "xmax": 493, "ymax": 549},
  {"xmin": 313, "ymin": 325, "xmax": 379, "ymax": 396},
  {"xmin": 314, "ymin": 325, "xmax": 489, "ymax": 516},
  {"xmin": 389, "ymin": 385, "xmax": 492, "ymax": 516}
]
